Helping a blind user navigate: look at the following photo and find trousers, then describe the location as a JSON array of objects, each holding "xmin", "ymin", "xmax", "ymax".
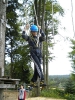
[
  {"xmin": 30, "ymin": 49, "xmax": 44, "ymax": 82},
  {"xmin": 19, "ymin": 99, "xmax": 24, "ymax": 100}
]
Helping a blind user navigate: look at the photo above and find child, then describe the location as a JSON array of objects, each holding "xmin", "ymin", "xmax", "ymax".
[
  {"xmin": 18, "ymin": 85, "xmax": 26, "ymax": 100},
  {"xmin": 22, "ymin": 24, "xmax": 45, "ymax": 85}
]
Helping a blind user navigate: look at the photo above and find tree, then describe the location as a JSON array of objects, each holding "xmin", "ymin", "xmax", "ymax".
[
  {"xmin": 5, "ymin": 0, "xmax": 31, "ymax": 83},
  {"xmin": 64, "ymin": 39, "xmax": 75, "ymax": 95},
  {"xmin": 5, "ymin": 0, "xmax": 64, "ymax": 86},
  {"xmin": 6, "ymin": 0, "xmax": 20, "ymax": 77},
  {"xmin": 65, "ymin": 78, "xmax": 75, "ymax": 94},
  {"xmin": 69, "ymin": 39, "xmax": 75, "ymax": 80},
  {"xmin": 43, "ymin": 0, "xmax": 64, "ymax": 86}
]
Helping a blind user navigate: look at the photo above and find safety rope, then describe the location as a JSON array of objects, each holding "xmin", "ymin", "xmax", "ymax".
[
  {"xmin": 71, "ymin": 0, "xmax": 75, "ymax": 38},
  {"xmin": 52, "ymin": 2, "xmax": 54, "ymax": 36},
  {"xmin": 33, "ymin": 2, "xmax": 40, "ymax": 47},
  {"xmin": 23, "ymin": 0, "xmax": 30, "ymax": 35},
  {"xmin": 51, "ymin": 1, "xmax": 56, "ymax": 44}
]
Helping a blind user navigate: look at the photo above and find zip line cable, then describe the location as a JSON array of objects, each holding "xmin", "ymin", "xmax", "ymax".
[{"xmin": 71, "ymin": 0, "xmax": 75, "ymax": 37}]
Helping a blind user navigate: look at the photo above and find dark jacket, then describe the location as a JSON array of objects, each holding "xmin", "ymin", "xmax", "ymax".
[{"xmin": 22, "ymin": 29, "xmax": 45, "ymax": 49}]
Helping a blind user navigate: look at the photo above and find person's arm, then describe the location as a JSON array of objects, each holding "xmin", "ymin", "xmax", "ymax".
[
  {"xmin": 18, "ymin": 96, "xmax": 19, "ymax": 100},
  {"xmin": 24, "ymin": 90, "xmax": 26, "ymax": 100},
  {"xmin": 39, "ymin": 29, "xmax": 45, "ymax": 41},
  {"xmin": 22, "ymin": 31, "xmax": 29, "ymax": 41}
]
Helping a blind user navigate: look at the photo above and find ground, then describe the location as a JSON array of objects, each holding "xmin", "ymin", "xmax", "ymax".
[{"xmin": 26, "ymin": 97, "xmax": 66, "ymax": 100}]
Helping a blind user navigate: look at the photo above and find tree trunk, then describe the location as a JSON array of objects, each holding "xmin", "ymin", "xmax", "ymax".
[
  {"xmin": 0, "ymin": 0, "xmax": 6, "ymax": 77},
  {"xmin": 41, "ymin": 0, "xmax": 46, "ymax": 83},
  {"xmin": 46, "ymin": 31, "xmax": 48, "ymax": 87}
]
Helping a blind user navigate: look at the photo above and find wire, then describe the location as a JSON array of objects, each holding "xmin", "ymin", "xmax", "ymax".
[{"xmin": 71, "ymin": 0, "xmax": 75, "ymax": 37}]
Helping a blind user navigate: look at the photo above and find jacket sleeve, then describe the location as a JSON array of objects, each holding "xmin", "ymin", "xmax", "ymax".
[
  {"xmin": 18, "ymin": 96, "xmax": 19, "ymax": 100},
  {"xmin": 22, "ymin": 31, "xmax": 29, "ymax": 41},
  {"xmin": 24, "ymin": 90, "xmax": 26, "ymax": 100},
  {"xmin": 39, "ymin": 29, "xmax": 45, "ymax": 42}
]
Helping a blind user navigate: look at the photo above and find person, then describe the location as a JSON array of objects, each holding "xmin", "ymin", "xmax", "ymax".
[
  {"xmin": 22, "ymin": 24, "xmax": 45, "ymax": 86},
  {"xmin": 18, "ymin": 85, "xmax": 26, "ymax": 100}
]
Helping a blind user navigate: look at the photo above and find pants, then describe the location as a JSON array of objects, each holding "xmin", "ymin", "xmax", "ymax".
[
  {"xmin": 30, "ymin": 49, "xmax": 44, "ymax": 82},
  {"xmin": 19, "ymin": 99, "xmax": 24, "ymax": 100}
]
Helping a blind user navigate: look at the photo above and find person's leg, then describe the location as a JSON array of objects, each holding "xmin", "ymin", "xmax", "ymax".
[
  {"xmin": 37, "ymin": 56, "xmax": 44, "ymax": 81},
  {"xmin": 31, "ymin": 66, "xmax": 38, "ymax": 82},
  {"xmin": 31, "ymin": 51, "xmax": 44, "ymax": 81}
]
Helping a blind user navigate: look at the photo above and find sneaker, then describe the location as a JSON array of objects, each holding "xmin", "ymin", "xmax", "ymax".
[
  {"xmin": 30, "ymin": 82, "xmax": 37, "ymax": 87},
  {"xmin": 40, "ymin": 81, "xmax": 47, "ymax": 87},
  {"xmin": 40, "ymin": 83, "xmax": 47, "ymax": 86}
]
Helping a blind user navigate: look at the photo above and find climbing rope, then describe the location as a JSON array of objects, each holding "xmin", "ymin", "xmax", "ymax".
[
  {"xmin": 71, "ymin": 0, "xmax": 75, "ymax": 38},
  {"xmin": 33, "ymin": 1, "xmax": 40, "ymax": 47},
  {"xmin": 23, "ymin": 0, "xmax": 30, "ymax": 35},
  {"xmin": 52, "ymin": 1, "xmax": 54, "ymax": 36}
]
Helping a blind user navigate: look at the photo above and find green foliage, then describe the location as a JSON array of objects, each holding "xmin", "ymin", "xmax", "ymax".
[
  {"xmin": 65, "ymin": 94, "xmax": 75, "ymax": 100},
  {"xmin": 40, "ymin": 88, "xmax": 65, "ymax": 99},
  {"xmin": 4, "ymin": 63, "xmax": 11, "ymax": 76},
  {"xmin": 49, "ymin": 75, "xmax": 70, "ymax": 89},
  {"xmin": 5, "ymin": 0, "xmax": 32, "ymax": 83},
  {"xmin": 65, "ymin": 78, "xmax": 75, "ymax": 95},
  {"xmin": 68, "ymin": 39, "xmax": 75, "ymax": 80}
]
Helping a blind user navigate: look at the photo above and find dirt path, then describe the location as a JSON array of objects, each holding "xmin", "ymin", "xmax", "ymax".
[{"xmin": 26, "ymin": 97, "xmax": 66, "ymax": 100}]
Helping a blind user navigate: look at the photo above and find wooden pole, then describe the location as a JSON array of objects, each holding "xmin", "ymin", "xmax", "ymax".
[
  {"xmin": 0, "ymin": 89, "xmax": 4, "ymax": 100},
  {"xmin": 0, "ymin": 0, "xmax": 6, "ymax": 77}
]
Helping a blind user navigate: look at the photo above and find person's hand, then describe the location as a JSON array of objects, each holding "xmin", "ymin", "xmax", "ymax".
[
  {"xmin": 25, "ymin": 23, "xmax": 30, "ymax": 30},
  {"xmin": 38, "ymin": 25, "xmax": 41, "ymax": 29},
  {"xmin": 24, "ymin": 27, "xmax": 26, "ymax": 31},
  {"xmin": 24, "ymin": 23, "xmax": 30, "ymax": 31}
]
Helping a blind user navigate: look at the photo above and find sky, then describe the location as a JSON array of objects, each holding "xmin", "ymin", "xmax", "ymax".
[{"xmin": 49, "ymin": 0, "xmax": 75, "ymax": 75}]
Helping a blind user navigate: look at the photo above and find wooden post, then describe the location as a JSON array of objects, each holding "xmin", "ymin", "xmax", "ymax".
[
  {"xmin": 0, "ymin": 89, "xmax": 4, "ymax": 100},
  {"xmin": 0, "ymin": 1, "xmax": 6, "ymax": 100},
  {"xmin": 37, "ymin": 77, "xmax": 40, "ymax": 96},
  {"xmin": 0, "ymin": 0, "xmax": 6, "ymax": 77}
]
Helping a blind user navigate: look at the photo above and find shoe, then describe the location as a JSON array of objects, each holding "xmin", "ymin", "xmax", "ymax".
[
  {"xmin": 40, "ymin": 80, "xmax": 44, "ymax": 84},
  {"xmin": 40, "ymin": 83, "xmax": 47, "ymax": 86},
  {"xmin": 29, "ymin": 82, "xmax": 37, "ymax": 87},
  {"xmin": 40, "ymin": 81, "xmax": 47, "ymax": 87}
]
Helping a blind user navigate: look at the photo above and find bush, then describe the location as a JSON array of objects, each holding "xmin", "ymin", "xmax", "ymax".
[
  {"xmin": 40, "ymin": 88, "xmax": 65, "ymax": 99},
  {"xmin": 65, "ymin": 94, "xmax": 75, "ymax": 100},
  {"xmin": 65, "ymin": 78, "xmax": 75, "ymax": 95}
]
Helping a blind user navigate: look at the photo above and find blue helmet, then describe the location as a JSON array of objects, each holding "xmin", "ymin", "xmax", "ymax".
[{"xmin": 30, "ymin": 25, "xmax": 38, "ymax": 32}]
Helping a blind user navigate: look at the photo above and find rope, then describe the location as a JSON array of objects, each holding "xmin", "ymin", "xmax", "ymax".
[
  {"xmin": 23, "ymin": 1, "xmax": 30, "ymax": 35},
  {"xmin": 71, "ymin": 0, "xmax": 75, "ymax": 37},
  {"xmin": 33, "ymin": 1, "xmax": 40, "ymax": 47},
  {"xmin": 33, "ymin": 2, "xmax": 38, "ymax": 25},
  {"xmin": 52, "ymin": 2, "xmax": 54, "ymax": 36},
  {"xmin": 24, "ymin": 1, "xmax": 29, "ymax": 24},
  {"xmin": 51, "ymin": 1, "xmax": 56, "ymax": 44}
]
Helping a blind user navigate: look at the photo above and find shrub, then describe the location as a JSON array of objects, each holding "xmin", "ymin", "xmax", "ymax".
[
  {"xmin": 65, "ymin": 94, "xmax": 75, "ymax": 100},
  {"xmin": 40, "ymin": 88, "xmax": 65, "ymax": 99}
]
